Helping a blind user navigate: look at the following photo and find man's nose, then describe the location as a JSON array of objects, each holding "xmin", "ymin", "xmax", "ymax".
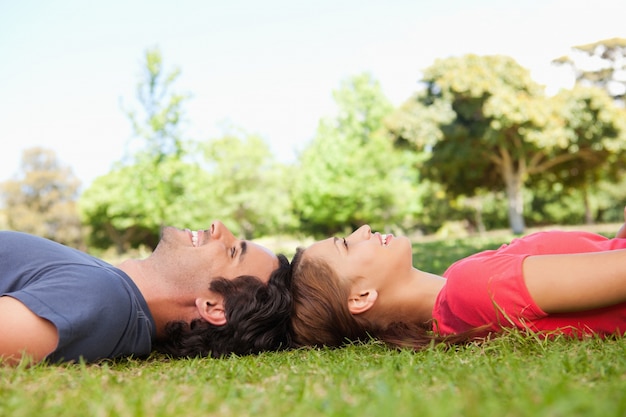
[{"xmin": 210, "ymin": 221, "xmax": 237, "ymax": 243}]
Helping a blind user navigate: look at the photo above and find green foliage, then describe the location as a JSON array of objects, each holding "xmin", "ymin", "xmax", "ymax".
[
  {"xmin": 595, "ymin": 176, "xmax": 626, "ymax": 222},
  {"xmin": 552, "ymin": 85, "xmax": 626, "ymax": 176},
  {"xmin": 530, "ymin": 86, "xmax": 626, "ymax": 223},
  {"xmin": 554, "ymin": 37, "xmax": 626, "ymax": 102},
  {"xmin": 1, "ymin": 147, "xmax": 83, "ymax": 247},
  {"xmin": 125, "ymin": 46, "xmax": 190, "ymax": 161},
  {"xmin": 422, "ymin": 54, "xmax": 552, "ymax": 184},
  {"xmin": 529, "ymin": 176, "xmax": 626, "ymax": 227},
  {"xmin": 75, "ymin": 42, "xmax": 626, "ymax": 244},
  {"xmin": 81, "ymin": 48, "xmax": 297, "ymax": 247},
  {"xmin": 293, "ymin": 73, "xmax": 423, "ymax": 237},
  {"xmin": 386, "ymin": 54, "xmax": 626, "ymax": 234},
  {"xmin": 386, "ymin": 55, "xmax": 550, "ymax": 233},
  {"xmin": 199, "ymin": 132, "xmax": 297, "ymax": 239},
  {"xmin": 80, "ymin": 159, "xmax": 213, "ymax": 252},
  {"xmin": 81, "ymin": 47, "xmax": 196, "ymax": 251}
]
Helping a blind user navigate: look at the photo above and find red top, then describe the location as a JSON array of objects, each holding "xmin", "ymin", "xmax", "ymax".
[{"xmin": 432, "ymin": 231, "xmax": 626, "ymax": 337}]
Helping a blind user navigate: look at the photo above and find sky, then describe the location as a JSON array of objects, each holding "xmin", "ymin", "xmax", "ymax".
[{"xmin": 1, "ymin": 0, "xmax": 625, "ymax": 191}]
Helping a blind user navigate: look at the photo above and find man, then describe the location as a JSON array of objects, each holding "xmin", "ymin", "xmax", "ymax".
[{"xmin": 0, "ymin": 221, "xmax": 292, "ymax": 365}]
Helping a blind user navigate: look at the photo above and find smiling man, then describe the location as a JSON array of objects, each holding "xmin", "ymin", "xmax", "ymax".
[{"xmin": 0, "ymin": 221, "xmax": 292, "ymax": 365}]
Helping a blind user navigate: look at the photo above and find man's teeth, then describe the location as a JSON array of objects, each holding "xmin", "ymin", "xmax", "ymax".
[
  {"xmin": 381, "ymin": 234, "xmax": 388, "ymax": 246},
  {"xmin": 191, "ymin": 230, "xmax": 198, "ymax": 247}
]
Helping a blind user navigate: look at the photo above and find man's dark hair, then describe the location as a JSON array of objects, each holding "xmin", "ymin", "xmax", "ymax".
[{"xmin": 154, "ymin": 254, "xmax": 292, "ymax": 358}]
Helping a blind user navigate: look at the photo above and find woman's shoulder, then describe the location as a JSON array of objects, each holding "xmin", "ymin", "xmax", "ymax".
[{"xmin": 504, "ymin": 230, "xmax": 618, "ymax": 255}]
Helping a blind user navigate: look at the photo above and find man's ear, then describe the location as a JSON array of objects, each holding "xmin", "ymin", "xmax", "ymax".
[
  {"xmin": 347, "ymin": 289, "xmax": 378, "ymax": 315},
  {"xmin": 195, "ymin": 294, "xmax": 227, "ymax": 326}
]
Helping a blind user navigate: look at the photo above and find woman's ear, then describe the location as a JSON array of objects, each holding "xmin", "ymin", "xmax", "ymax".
[
  {"xmin": 347, "ymin": 289, "xmax": 378, "ymax": 315},
  {"xmin": 195, "ymin": 294, "xmax": 227, "ymax": 326}
]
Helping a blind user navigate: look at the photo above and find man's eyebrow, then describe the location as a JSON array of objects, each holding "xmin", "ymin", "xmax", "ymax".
[{"xmin": 239, "ymin": 241, "xmax": 248, "ymax": 262}]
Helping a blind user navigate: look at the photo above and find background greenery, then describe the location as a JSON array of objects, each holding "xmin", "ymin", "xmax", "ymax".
[
  {"xmin": 1, "ymin": 38, "xmax": 626, "ymax": 254},
  {"xmin": 2, "ymin": 32, "xmax": 625, "ymax": 417},
  {"xmin": 2, "ymin": 230, "xmax": 625, "ymax": 417}
]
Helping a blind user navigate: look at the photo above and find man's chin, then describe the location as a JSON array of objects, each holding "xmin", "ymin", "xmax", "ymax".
[{"xmin": 157, "ymin": 226, "xmax": 186, "ymax": 245}]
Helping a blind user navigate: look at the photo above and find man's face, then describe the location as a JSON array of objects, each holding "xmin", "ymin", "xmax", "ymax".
[{"xmin": 151, "ymin": 221, "xmax": 278, "ymax": 283}]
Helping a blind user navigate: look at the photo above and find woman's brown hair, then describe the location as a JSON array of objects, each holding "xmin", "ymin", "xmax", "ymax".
[
  {"xmin": 290, "ymin": 247, "xmax": 476, "ymax": 350},
  {"xmin": 290, "ymin": 248, "xmax": 369, "ymax": 347}
]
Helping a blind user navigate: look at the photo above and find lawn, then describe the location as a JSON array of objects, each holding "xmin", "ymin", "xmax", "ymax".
[{"xmin": 2, "ymin": 229, "xmax": 625, "ymax": 417}]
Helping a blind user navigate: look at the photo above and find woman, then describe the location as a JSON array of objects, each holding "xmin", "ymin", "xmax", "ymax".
[{"xmin": 290, "ymin": 208, "xmax": 626, "ymax": 350}]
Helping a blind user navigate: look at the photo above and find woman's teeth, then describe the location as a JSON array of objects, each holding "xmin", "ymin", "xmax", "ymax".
[
  {"xmin": 191, "ymin": 230, "xmax": 198, "ymax": 247},
  {"xmin": 381, "ymin": 234, "xmax": 388, "ymax": 246}
]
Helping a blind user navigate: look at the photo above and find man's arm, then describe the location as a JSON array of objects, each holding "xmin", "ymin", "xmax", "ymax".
[
  {"xmin": 523, "ymin": 249, "xmax": 626, "ymax": 314},
  {"xmin": 0, "ymin": 296, "xmax": 58, "ymax": 365}
]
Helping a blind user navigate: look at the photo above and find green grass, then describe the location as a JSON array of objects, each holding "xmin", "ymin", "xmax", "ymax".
[
  {"xmin": 412, "ymin": 234, "xmax": 508, "ymax": 275},
  {"xmin": 2, "ymin": 338, "xmax": 625, "ymax": 417},
  {"xmin": 3, "ymin": 230, "xmax": 626, "ymax": 417}
]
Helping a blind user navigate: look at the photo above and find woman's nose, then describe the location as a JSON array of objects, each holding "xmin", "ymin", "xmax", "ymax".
[{"xmin": 350, "ymin": 225, "xmax": 371, "ymax": 240}]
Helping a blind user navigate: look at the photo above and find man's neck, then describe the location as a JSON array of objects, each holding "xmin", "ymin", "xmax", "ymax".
[{"xmin": 117, "ymin": 259, "xmax": 196, "ymax": 339}]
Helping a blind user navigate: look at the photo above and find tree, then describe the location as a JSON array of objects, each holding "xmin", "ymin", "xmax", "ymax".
[
  {"xmin": 200, "ymin": 131, "xmax": 296, "ymax": 239},
  {"xmin": 1, "ymin": 147, "xmax": 83, "ymax": 247},
  {"xmin": 553, "ymin": 37, "xmax": 626, "ymax": 104},
  {"xmin": 123, "ymin": 46, "xmax": 193, "ymax": 226},
  {"xmin": 80, "ymin": 160, "xmax": 213, "ymax": 252},
  {"xmin": 548, "ymin": 39, "xmax": 626, "ymax": 223},
  {"xmin": 292, "ymin": 73, "xmax": 422, "ymax": 236},
  {"xmin": 537, "ymin": 86, "xmax": 626, "ymax": 223},
  {"xmin": 80, "ymin": 47, "xmax": 195, "ymax": 251},
  {"xmin": 385, "ymin": 54, "xmax": 626, "ymax": 234},
  {"xmin": 79, "ymin": 165, "xmax": 155, "ymax": 252},
  {"xmin": 125, "ymin": 46, "xmax": 190, "ymax": 161}
]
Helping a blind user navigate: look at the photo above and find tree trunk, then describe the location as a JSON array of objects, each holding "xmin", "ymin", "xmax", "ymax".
[
  {"xmin": 464, "ymin": 196, "xmax": 486, "ymax": 235},
  {"xmin": 474, "ymin": 208, "xmax": 486, "ymax": 235},
  {"xmin": 504, "ymin": 171, "xmax": 526, "ymax": 235},
  {"xmin": 583, "ymin": 185, "xmax": 594, "ymax": 225}
]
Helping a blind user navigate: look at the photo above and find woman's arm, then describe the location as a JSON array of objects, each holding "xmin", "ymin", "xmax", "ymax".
[
  {"xmin": 0, "ymin": 296, "xmax": 58, "ymax": 365},
  {"xmin": 523, "ymin": 249, "xmax": 626, "ymax": 313}
]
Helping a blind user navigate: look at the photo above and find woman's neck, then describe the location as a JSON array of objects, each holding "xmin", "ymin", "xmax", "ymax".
[{"xmin": 373, "ymin": 268, "xmax": 445, "ymax": 328}]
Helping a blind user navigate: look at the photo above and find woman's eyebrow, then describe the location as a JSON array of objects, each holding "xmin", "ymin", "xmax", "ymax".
[{"xmin": 332, "ymin": 237, "xmax": 341, "ymax": 253}]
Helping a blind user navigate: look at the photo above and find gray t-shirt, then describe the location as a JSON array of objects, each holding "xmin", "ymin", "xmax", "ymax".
[{"xmin": 0, "ymin": 231, "xmax": 155, "ymax": 363}]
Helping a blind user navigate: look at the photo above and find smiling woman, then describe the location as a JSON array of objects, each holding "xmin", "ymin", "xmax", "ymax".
[
  {"xmin": 290, "ymin": 225, "xmax": 452, "ymax": 348},
  {"xmin": 290, "ymin": 211, "xmax": 626, "ymax": 350}
]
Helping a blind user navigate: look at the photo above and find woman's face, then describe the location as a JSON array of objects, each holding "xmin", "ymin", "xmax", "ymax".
[{"xmin": 302, "ymin": 225, "xmax": 414, "ymax": 285}]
